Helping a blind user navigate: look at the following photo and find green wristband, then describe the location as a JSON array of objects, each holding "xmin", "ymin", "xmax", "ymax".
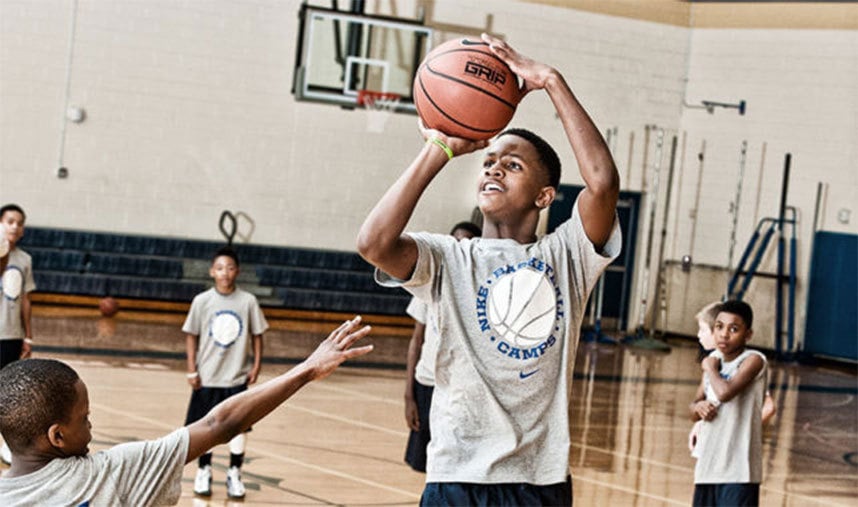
[{"xmin": 429, "ymin": 137, "xmax": 454, "ymax": 160}]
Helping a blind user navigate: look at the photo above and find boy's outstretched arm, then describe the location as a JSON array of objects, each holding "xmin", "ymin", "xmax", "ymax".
[
  {"xmin": 702, "ymin": 354, "xmax": 764, "ymax": 404},
  {"xmin": 184, "ymin": 316, "xmax": 373, "ymax": 463},
  {"xmin": 484, "ymin": 33, "xmax": 619, "ymax": 250},
  {"xmin": 356, "ymin": 129, "xmax": 486, "ymax": 280}
]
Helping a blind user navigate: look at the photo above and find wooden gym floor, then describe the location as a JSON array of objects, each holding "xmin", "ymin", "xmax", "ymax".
[{"xmin": 2, "ymin": 308, "xmax": 856, "ymax": 506}]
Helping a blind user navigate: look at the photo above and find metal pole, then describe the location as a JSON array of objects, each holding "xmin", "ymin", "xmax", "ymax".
[
  {"xmin": 651, "ymin": 135, "xmax": 678, "ymax": 337},
  {"xmin": 727, "ymin": 140, "xmax": 748, "ymax": 273},
  {"xmin": 687, "ymin": 140, "xmax": 706, "ymax": 262},
  {"xmin": 775, "ymin": 153, "xmax": 791, "ymax": 357}
]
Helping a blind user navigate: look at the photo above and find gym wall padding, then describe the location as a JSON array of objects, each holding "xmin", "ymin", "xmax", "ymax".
[{"xmin": 803, "ymin": 231, "xmax": 857, "ymax": 361}]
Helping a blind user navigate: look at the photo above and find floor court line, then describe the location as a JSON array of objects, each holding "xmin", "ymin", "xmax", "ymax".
[
  {"xmin": 312, "ymin": 381, "xmax": 404, "ymax": 406},
  {"xmin": 571, "ymin": 472, "xmax": 686, "ymax": 506},
  {"xmin": 286, "ymin": 404, "xmax": 408, "ymax": 438},
  {"xmin": 571, "ymin": 441, "xmax": 691, "ymax": 473}
]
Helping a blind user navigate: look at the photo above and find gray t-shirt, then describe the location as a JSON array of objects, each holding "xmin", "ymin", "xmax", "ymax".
[
  {"xmin": 0, "ymin": 427, "xmax": 189, "ymax": 506},
  {"xmin": 406, "ymin": 297, "xmax": 439, "ymax": 386},
  {"xmin": 695, "ymin": 348, "xmax": 767, "ymax": 484},
  {"xmin": 0, "ymin": 248, "xmax": 36, "ymax": 340},
  {"xmin": 183, "ymin": 287, "xmax": 269, "ymax": 388},
  {"xmin": 378, "ymin": 203, "xmax": 621, "ymax": 484}
]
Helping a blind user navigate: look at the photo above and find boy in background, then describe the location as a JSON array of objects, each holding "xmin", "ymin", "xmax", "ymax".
[
  {"xmin": 0, "ymin": 317, "xmax": 372, "ymax": 506},
  {"xmin": 688, "ymin": 301, "xmax": 776, "ymax": 456},
  {"xmin": 0, "ymin": 204, "xmax": 36, "ymax": 465},
  {"xmin": 690, "ymin": 300, "xmax": 767, "ymax": 506},
  {"xmin": 404, "ymin": 221, "xmax": 481, "ymax": 473},
  {"xmin": 184, "ymin": 246, "xmax": 267, "ymax": 499}
]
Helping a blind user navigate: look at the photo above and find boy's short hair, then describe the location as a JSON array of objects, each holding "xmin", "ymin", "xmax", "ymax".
[
  {"xmin": 450, "ymin": 221, "xmax": 482, "ymax": 237},
  {"xmin": 0, "ymin": 359, "xmax": 80, "ymax": 452},
  {"xmin": 497, "ymin": 128, "xmax": 561, "ymax": 190},
  {"xmin": 716, "ymin": 299, "xmax": 754, "ymax": 329},
  {"xmin": 213, "ymin": 246, "xmax": 239, "ymax": 267},
  {"xmin": 695, "ymin": 301, "xmax": 721, "ymax": 330},
  {"xmin": 0, "ymin": 203, "xmax": 26, "ymax": 221}
]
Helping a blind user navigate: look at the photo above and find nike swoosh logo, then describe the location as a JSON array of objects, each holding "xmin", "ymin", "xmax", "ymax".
[{"xmin": 519, "ymin": 369, "xmax": 540, "ymax": 379}]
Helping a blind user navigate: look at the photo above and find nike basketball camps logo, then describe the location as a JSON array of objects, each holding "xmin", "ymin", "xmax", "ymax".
[
  {"xmin": 475, "ymin": 257, "xmax": 565, "ymax": 376},
  {"xmin": 1, "ymin": 266, "xmax": 24, "ymax": 301},
  {"xmin": 209, "ymin": 310, "xmax": 244, "ymax": 349}
]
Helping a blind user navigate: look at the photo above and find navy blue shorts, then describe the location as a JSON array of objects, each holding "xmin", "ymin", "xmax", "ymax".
[
  {"xmin": 693, "ymin": 483, "xmax": 759, "ymax": 506},
  {"xmin": 0, "ymin": 339, "xmax": 23, "ymax": 369},
  {"xmin": 185, "ymin": 384, "xmax": 249, "ymax": 428},
  {"xmin": 404, "ymin": 379, "xmax": 433, "ymax": 472},
  {"xmin": 421, "ymin": 476, "xmax": 573, "ymax": 507}
]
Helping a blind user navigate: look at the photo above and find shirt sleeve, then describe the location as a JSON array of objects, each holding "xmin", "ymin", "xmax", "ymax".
[
  {"xmin": 248, "ymin": 296, "xmax": 269, "ymax": 335},
  {"xmin": 551, "ymin": 200, "xmax": 622, "ymax": 291},
  {"xmin": 182, "ymin": 296, "xmax": 202, "ymax": 335},
  {"xmin": 102, "ymin": 427, "xmax": 190, "ymax": 506},
  {"xmin": 405, "ymin": 296, "xmax": 427, "ymax": 324},
  {"xmin": 23, "ymin": 255, "xmax": 36, "ymax": 293},
  {"xmin": 374, "ymin": 232, "xmax": 450, "ymax": 303}
]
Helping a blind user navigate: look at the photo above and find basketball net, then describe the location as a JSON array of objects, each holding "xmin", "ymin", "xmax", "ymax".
[{"xmin": 358, "ymin": 90, "xmax": 401, "ymax": 133}]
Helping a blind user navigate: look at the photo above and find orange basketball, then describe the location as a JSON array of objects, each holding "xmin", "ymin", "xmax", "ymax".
[
  {"xmin": 413, "ymin": 38, "xmax": 522, "ymax": 141},
  {"xmin": 99, "ymin": 297, "xmax": 119, "ymax": 317}
]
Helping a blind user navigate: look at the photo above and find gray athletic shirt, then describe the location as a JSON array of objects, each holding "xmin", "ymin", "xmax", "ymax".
[
  {"xmin": 0, "ymin": 248, "xmax": 36, "ymax": 339},
  {"xmin": 0, "ymin": 427, "xmax": 189, "ymax": 506},
  {"xmin": 183, "ymin": 287, "xmax": 269, "ymax": 388},
  {"xmin": 378, "ymin": 203, "xmax": 621, "ymax": 484}
]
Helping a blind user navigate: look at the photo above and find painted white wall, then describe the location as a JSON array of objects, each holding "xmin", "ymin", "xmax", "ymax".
[{"xmin": 1, "ymin": 1, "xmax": 855, "ymax": 347}]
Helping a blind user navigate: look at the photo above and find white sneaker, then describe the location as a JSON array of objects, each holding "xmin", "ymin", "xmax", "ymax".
[
  {"xmin": 0, "ymin": 443, "xmax": 11, "ymax": 465},
  {"xmin": 193, "ymin": 466, "xmax": 212, "ymax": 496},
  {"xmin": 226, "ymin": 466, "xmax": 246, "ymax": 499}
]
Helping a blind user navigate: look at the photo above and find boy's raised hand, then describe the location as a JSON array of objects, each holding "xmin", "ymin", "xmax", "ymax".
[
  {"xmin": 481, "ymin": 33, "xmax": 555, "ymax": 96},
  {"xmin": 304, "ymin": 316, "xmax": 373, "ymax": 381},
  {"xmin": 418, "ymin": 119, "xmax": 488, "ymax": 159}
]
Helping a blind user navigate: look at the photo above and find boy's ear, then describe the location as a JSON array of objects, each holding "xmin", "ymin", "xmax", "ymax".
[
  {"xmin": 535, "ymin": 186, "xmax": 556, "ymax": 209},
  {"xmin": 47, "ymin": 423, "xmax": 65, "ymax": 448}
]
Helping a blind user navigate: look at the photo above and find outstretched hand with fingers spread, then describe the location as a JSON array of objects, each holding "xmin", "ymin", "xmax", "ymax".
[{"xmin": 305, "ymin": 316, "xmax": 374, "ymax": 381}]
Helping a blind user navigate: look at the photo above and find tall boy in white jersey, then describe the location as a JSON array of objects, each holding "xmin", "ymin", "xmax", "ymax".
[
  {"xmin": 358, "ymin": 34, "xmax": 621, "ymax": 505},
  {"xmin": 690, "ymin": 300, "xmax": 767, "ymax": 506},
  {"xmin": 183, "ymin": 246, "xmax": 268, "ymax": 499}
]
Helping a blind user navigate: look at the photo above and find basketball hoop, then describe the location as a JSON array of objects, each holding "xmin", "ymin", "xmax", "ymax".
[{"xmin": 358, "ymin": 90, "xmax": 401, "ymax": 133}]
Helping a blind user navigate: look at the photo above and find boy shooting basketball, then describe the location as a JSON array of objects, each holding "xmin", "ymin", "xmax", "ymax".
[
  {"xmin": 689, "ymin": 300, "xmax": 767, "ymax": 506},
  {"xmin": 357, "ymin": 34, "xmax": 620, "ymax": 505},
  {"xmin": 0, "ymin": 204, "xmax": 36, "ymax": 465},
  {"xmin": 183, "ymin": 246, "xmax": 267, "ymax": 498},
  {"xmin": 0, "ymin": 317, "xmax": 372, "ymax": 506}
]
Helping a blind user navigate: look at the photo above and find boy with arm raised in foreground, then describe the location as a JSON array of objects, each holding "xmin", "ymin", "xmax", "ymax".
[
  {"xmin": 0, "ymin": 317, "xmax": 372, "ymax": 506},
  {"xmin": 689, "ymin": 300, "xmax": 767, "ymax": 506},
  {"xmin": 357, "ymin": 33, "xmax": 620, "ymax": 505}
]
